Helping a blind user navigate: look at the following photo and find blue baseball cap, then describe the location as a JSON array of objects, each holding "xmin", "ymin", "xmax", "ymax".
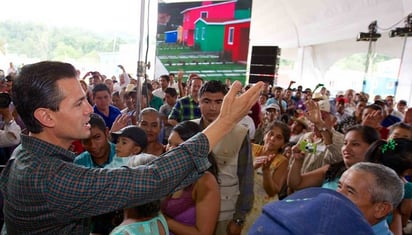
[{"xmin": 248, "ymin": 187, "xmax": 373, "ymax": 235}]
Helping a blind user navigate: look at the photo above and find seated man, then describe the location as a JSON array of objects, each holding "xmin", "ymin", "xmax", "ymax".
[{"xmin": 337, "ymin": 162, "xmax": 404, "ymax": 235}]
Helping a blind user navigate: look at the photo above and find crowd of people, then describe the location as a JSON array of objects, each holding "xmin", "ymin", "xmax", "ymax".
[{"xmin": 0, "ymin": 61, "xmax": 412, "ymax": 235}]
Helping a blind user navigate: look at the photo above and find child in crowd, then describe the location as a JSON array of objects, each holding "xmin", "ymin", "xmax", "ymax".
[
  {"xmin": 110, "ymin": 154, "xmax": 169, "ymax": 235},
  {"xmin": 243, "ymin": 121, "xmax": 290, "ymax": 232},
  {"xmin": 107, "ymin": 125, "xmax": 148, "ymax": 168}
]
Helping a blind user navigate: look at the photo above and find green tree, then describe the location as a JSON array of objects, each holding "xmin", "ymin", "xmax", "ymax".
[{"xmin": 0, "ymin": 20, "xmax": 134, "ymax": 61}]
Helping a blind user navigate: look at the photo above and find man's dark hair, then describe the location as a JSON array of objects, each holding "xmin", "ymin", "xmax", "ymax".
[
  {"xmin": 374, "ymin": 100, "xmax": 387, "ymax": 108},
  {"xmin": 199, "ymin": 80, "xmax": 229, "ymax": 98},
  {"xmin": 188, "ymin": 76, "xmax": 204, "ymax": 87},
  {"xmin": 12, "ymin": 61, "xmax": 77, "ymax": 133},
  {"xmin": 4, "ymin": 75, "xmax": 14, "ymax": 82},
  {"xmin": 365, "ymin": 103, "xmax": 383, "ymax": 112},
  {"xmin": 89, "ymin": 113, "xmax": 107, "ymax": 132},
  {"xmin": 92, "ymin": 83, "xmax": 110, "ymax": 97},
  {"xmin": 112, "ymin": 91, "xmax": 121, "ymax": 99},
  {"xmin": 398, "ymin": 100, "xmax": 407, "ymax": 106},
  {"xmin": 260, "ymin": 92, "xmax": 269, "ymax": 99},
  {"xmin": 165, "ymin": 87, "xmax": 177, "ymax": 97},
  {"xmin": 160, "ymin": 74, "xmax": 170, "ymax": 83},
  {"xmin": 141, "ymin": 82, "xmax": 153, "ymax": 96}
]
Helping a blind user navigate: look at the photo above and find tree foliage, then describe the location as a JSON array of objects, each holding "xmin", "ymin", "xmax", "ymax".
[{"xmin": 0, "ymin": 20, "xmax": 134, "ymax": 61}]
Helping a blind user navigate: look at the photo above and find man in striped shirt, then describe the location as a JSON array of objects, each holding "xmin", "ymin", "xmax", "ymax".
[{"xmin": 168, "ymin": 75, "xmax": 203, "ymax": 126}]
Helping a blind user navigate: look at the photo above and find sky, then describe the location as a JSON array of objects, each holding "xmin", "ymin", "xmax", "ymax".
[{"xmin": 0, "ymin": 0, "xmax": 144, "ymax": 35}]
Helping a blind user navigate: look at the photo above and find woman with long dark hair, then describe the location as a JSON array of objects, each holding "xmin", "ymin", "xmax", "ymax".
[{"xmin": 161, "ymin": 121, "xmax": 219, "ymax": 235}]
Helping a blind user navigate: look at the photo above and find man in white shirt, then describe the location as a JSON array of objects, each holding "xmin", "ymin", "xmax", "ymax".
[
  {"xmin": 152, "ymin": 75, "xmax": 169, "ymax": 100},
  {"xmin": 238, "ymin": 115, "xmax": 256, "ymax": 141},
  {"xmin": 168, "ymin": 73, "xmax": 180, "ymax": 93}
]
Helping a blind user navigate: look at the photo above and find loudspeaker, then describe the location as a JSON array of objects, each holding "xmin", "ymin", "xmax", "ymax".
[{"xmin": 248, "ymin": 46, "xmax": 280, "ymax": 85}]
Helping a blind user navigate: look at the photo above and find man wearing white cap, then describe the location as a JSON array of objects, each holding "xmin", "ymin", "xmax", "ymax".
[
  {"xmin": 254, "ymin": 103, "xmax": 281, "ymax": 144},
  {"xmin": 290, "ymin": 97, "xmax": 344, "ymax": 174}
]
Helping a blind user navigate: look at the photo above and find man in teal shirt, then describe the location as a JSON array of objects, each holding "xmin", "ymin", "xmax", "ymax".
[
  {"xmin": 74, "ymin": 113, "xmax": 117, "ymax": 234},
  {"xmin": 74, "ymin": 113, "xmax": 115, "ymax": 168}
]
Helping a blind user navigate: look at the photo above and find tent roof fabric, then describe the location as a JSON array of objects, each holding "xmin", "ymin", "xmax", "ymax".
[{"xmin": 250, "ymin": 0, "xmax": 409, "ymax": 48}]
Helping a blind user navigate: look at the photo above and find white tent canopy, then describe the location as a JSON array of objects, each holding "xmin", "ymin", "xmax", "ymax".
[{"xmin": 248, "ymin": 0, "xmax": 412, "ymax": 102}]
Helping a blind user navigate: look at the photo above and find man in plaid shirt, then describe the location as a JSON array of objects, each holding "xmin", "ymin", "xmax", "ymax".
[{"xmin": 0, "ymin": 61, "xmax": 263, "ymax": 234}]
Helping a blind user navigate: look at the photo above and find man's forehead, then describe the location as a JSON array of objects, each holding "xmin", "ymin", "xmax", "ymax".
[
  {"xmin": 341, "ymin": 168, "xmax": 371, "ymax": 183},
  {"xmin": 95, "ymin": 90, "xmax": 110, "ymax": 96},
  {"xmin": 200, "ymin": 92, "xmax": 224, "ymax": 99}
]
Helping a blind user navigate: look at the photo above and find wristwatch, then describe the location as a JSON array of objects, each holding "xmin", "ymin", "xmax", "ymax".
[{"xmin": 233, "ymin": 218, "xmax": 244, "ymax": 226}]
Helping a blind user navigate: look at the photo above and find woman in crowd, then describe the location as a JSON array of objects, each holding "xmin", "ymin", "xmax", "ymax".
[
  {"xmin": 161, "ymin": 121, "xmax": 219, "ymax": 235},
  {"xmin": 287, "ymin": 125, "xmax": 380, "ymax": 191},
  {"xmin": 243, "ymin": 121, "xmax": 291, "ymax": 233}
]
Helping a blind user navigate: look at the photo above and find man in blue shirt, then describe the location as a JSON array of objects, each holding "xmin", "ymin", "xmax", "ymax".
[{"xmin": 93, "ymin": 83, "xmax": 121, "ymax": 129}]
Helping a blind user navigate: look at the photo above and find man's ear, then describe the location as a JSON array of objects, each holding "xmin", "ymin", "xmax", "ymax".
[
  {"xmin": 374, "ymin": 201, "xmax": 393, "ymax": 220},
  {"xmin": 33, "ymin": 108, "xmax": 55, "ymax": 128}
]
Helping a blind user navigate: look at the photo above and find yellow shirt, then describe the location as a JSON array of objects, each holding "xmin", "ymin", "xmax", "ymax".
[{"xmin": 243, "ymin": 144, "xmax": 287, "ymax": 234}]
